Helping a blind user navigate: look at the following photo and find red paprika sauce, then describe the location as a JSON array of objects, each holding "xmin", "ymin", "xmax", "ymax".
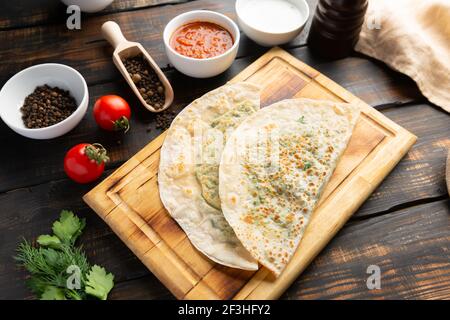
[{"xmin": 170, "ymin": 22, "xmax": 234, "ymax": 59}]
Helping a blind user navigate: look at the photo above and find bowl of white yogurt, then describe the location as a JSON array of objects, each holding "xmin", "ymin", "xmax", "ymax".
[{"xmin": 236, "ymin": 0, "xmax": 309, "ymax": 46}]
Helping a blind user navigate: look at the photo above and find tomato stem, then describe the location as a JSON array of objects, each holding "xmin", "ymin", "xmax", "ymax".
[
  {"xmin": 85, "ymin": 144, "xmax": 110, "ymax": 165},
  {"xmin": 113, "ymin": 116, "xmax": 130, "ymax": 133}
]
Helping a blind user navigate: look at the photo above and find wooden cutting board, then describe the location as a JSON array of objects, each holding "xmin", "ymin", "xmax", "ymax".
[{"xmin": 84, "ymin": 47, "xmax": 416, "ymax": 300}]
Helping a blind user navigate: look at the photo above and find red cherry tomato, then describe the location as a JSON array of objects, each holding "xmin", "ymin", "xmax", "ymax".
[
  {"xmin": 93, "ymin": 95, "xmax": 131, "ymax": 132},
  {"xmin": 64, "ymin": 143, "xmax": 109, "ymax": 184}
]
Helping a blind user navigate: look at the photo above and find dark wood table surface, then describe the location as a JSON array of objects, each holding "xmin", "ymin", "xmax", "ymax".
[{"xmin": 1, "ymin": 0, "xmax": 449, "ymax": 300}]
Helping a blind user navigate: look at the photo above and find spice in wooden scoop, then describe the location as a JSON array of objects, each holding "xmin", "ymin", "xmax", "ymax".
[
  {"xmin": 122, "ymin": 54, "xmax": 166, "ymax": 110},
  {"xmin": 21, "ymin": 85, "xmax": 77, "ymax": 129}
]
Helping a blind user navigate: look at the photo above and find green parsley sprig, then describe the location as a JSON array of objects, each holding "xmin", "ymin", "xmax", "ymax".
[{"xmin": 15, "ymin": 210, "xmax": 114, "ymax": 300}]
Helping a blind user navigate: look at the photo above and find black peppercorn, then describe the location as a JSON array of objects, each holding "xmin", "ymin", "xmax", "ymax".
[
  {"xmin": 20, "ymin": 85, "xmax": 77, "ymax": 129},
  {"xmin": 122, "ymin": 54, "xmax": 166, "ymax": 110},
  {"xmin": 155, "ymin": 110, "xmax": 177, "ymax": 130}
]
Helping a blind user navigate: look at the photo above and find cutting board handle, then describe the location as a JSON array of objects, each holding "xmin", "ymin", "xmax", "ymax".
[{"xmin": 102, "ymin": 21, "xmax": 128, "ymax": 49}]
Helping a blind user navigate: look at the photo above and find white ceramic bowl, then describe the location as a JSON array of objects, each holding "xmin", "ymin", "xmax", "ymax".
[
  {"xmin": 0, "ymin": 64, "xmax": 89, "ymax": 140},
  {"xmin": 236, "ymin": 0, "xmax": 309, "ymax": 47},
  {"xmin": 61, "ymin": 0, "xmax": 114, "ymax": 13},
  {"xmin": 163, "ymin": 10, "xmax": 240, "ymax": 78}
]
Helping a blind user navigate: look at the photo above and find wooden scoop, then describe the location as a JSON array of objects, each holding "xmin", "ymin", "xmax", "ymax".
[{"xmin": 102, "ymin": 21, "xmax": 174, "ymax": 112}]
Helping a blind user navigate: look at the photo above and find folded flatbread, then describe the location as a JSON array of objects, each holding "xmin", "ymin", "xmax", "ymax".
[
  {"xmin": 158, "ymin": 82, "xmax": 260, "ymax": 270},
  {"xmin": 219, "ymin": 99, "xmax": 360, "ymax": 276}
]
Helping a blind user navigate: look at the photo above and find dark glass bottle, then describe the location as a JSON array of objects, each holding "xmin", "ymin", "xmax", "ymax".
[{"xmin": 307, "ymin": 0, "xmax": 368, "ymax": 59}]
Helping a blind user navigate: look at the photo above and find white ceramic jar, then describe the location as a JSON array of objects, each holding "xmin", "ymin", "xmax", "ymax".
[
  {"xmin": 61, "ymin": 0, "xmax": 114, "ymax": 13},
  {"xmin": 0, "ymin": 64, "xmax": 89, "ymax": 140},
  {"xmin": 236, "ymin": 0, "xmax": 309, "ymax": 47}
]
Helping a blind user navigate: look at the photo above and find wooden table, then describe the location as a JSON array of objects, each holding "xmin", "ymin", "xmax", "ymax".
[{"xmin": 1, "ymin": 0, "xmax": 449, "ymax": 300}]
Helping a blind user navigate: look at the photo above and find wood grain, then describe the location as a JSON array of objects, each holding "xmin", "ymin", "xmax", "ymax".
[
  {"xmin": 355, "ymin": 104, "xmax": 450, "ymax": 217},
  {"xmin": 0, "ymin": 0, "xmax": 190, "ymax": 29},
  {"xmin": 110, "ymin": 275, "xmax": 173, "ymax": 300},
  {"xmin": 283, "ymin": 199, "xmax": 450, "ymax": 300},
  {"xmin": 447, "ymin": 150, "xmax": 450, "ymax": 196},
  {"xmin": 83, "ymin": 48, "xmax": 416, "ymax": 299}
]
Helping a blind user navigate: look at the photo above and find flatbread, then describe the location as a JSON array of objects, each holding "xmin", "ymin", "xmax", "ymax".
[
  {"xmin": 196, "ymin": 101, "xmax": 258, "ymax": 210},
  {"xmin": 158, "ymin": 82, "xmax": 260, "ymax": 270},
  {"xmin": 219, "ymin": 98, "xmax": 360, "ymax": 276}
]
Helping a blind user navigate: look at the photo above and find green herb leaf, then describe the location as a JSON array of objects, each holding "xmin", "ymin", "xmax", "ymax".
[
  {"xmin": 15, "ymin": 242, "xmax": 90, "ymax": 290},
  {"xmin": 52, "ymin": 210, "xmax": 86, "ymax": 245},
  {"xmin": 85, "ymin": 265, "xmax": 114, "ymax": 300},
  {"xmin": 41, "ymin": 247, "xmax": 61, "ymax": 269},
  {"xmin": 26, "ymin": 277, "xmax": 48, "ymax": 296},
  {"xmin": 40, "ymin": 286, "xmax": 66, "ymax": 300},
  {"xmin": 15, "ymin": 211, "xmax": 115, "ymax": 300},
  {"xmin": 66, "ymin": 290, "xmax": 83, "ymax": 300},
  {"xmin": 297, "ymin": 116, "xmax": 306, "ymax": 124},
  {"xmin": 37, "ymin": 235, "xmax": 62, "ymax": 249},
  {"xmin": 304, "ymin": 162, "xmax": 312, "ymax": 170}
]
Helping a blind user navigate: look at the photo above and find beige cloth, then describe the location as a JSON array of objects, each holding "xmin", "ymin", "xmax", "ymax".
[{"xmin": 355, "ymin": 0, "xmax": 450, "ymax": 112}]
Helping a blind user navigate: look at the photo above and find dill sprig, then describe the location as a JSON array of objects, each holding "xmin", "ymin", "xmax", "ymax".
[{"xmin": 14, "ymin": 211, "xmax": 114, "ymax": 300}]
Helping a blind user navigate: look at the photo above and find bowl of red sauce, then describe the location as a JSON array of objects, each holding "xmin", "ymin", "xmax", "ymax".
[{"xmin": 163, "ymin": 10, "xmax": 240, "ymax": 78}]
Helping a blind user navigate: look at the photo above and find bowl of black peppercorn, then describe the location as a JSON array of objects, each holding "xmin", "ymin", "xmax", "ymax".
[{"xmin": 0, "ymin": 63, "xmax": 88, "ymax": 139}]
